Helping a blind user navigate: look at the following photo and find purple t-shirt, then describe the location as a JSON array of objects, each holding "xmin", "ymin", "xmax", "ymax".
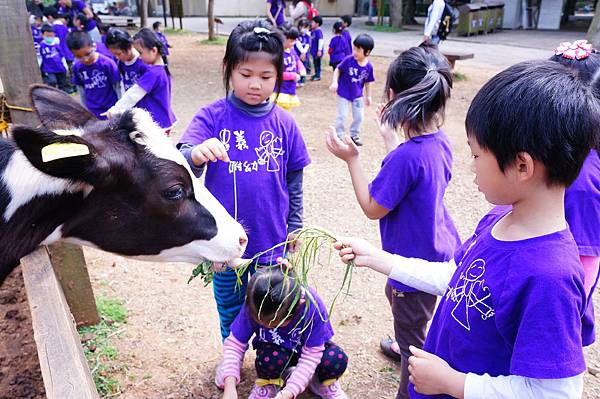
[
  {"xmin": 295, "ymin": 32, "xmax": 310, "ymax": 57},
  {"xmin": 179, "ymin": 97, "xmax": 311, "ymax": 263},
  {"xmin": 72, "ymin": 53, "xmax": 120, "ymax": 118},
  {"xmin": 281, "ymin": 49, "xmax": 300, "ymax": 96},
  {"xmin": 53, "ymin": 22, "xmax": 74, "ymax": 62},
  {"xmin": 342, "ymin": 29, "xmax": 352, "ymax": 51},
  {"xmin": 96, "ymin": 40, "xmax": 116, "ymax": 62},
  {"xmin": 328, "ymin": 35, "xmax": 351, "ymax": 65},
  {"xmin": 155, "ymin": 31, "xmax": 170, "ymax": 56},
  {"xmin": 40, "ymin": 40, "xmax": 67, "ymax": 73},
  {"xmin": 408, "ymin": 207, "xmax": 587, "ymax": 398},
  {"xmin": 230, "ymin": 288, "xmax": 334, "ymax": 352},
  {"xmin": 119, "ymin": 56, "xmax": 148, "ymax": 91},
  {"xmin": 310, "ymin": 28, "xmax": 323, "ymax": 58},
  {"xmin": 135, "ymin": 64, "xmax": 176, "ymax": 129},
  {"xmin": 267, "ymin": 0, "xmax": 286, "ymax": 26},
  {"xmin": 60, "ymin": 0, "xmax": 97, "ymax": 32},
  {"xmin": 370, "ymin": 131, "xmax": 460, "ymax": 292},
  {"xmin": 31, "ymin": 25, "xmax": 42, "ymax": 49},
  {"xmin": 336, "ymin": 55, "xmax": 375, "ymax": 101}
]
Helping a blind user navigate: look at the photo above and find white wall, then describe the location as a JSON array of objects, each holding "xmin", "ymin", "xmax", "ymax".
[{"xmin": 182, "ymin": 0, "xmax": 354, "ymax": 17}]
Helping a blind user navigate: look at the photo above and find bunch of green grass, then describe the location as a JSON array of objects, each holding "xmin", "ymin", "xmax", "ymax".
[{"xmin": 188, "ymin": 259, "xmax": 214, "ymax": 286}]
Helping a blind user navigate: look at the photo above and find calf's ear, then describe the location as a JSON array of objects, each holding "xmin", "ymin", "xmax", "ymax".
[
  {"xmin": 11, "ymin": 125, "xmax": 99, "ymax": 185},
  {"xmin": 30, "ymin": 84, "xmax": 96, "ymax": 130}
]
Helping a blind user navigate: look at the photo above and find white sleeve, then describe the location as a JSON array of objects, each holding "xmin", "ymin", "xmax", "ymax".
[
  {"xmin": 289, "ymin": 3, "xmax": 307, "ymax": 20},
  {"xmin": 107, "ymin": 84, "xmax": 147, "ymax": 114},
  {"xmin": 388, "ymin": 256, "xmax": 456, "ymax": 295},
  {"xmin": 424, "ymin": 0, "xmax": 446, "ymax": 36},
  {"xmin": 464, "ymin": 372, "xmax": 584, "ymax": 399},
  {"xmin": 318, "ymin": 38, "xmax": 324, "ymax": 52}
]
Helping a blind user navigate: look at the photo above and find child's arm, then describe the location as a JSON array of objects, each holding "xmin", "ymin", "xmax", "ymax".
[
  {"xmin": 408, "ymin": 345, "xmax": 583, "ymax": 398},
  {"xmin": 364, "ymin": 82, "xmax": 372, "ymax": 107},
  {"xmin": 333, "ymin": 237, "xmax": 455, "ymax": 295},
  {"xmin": 215, "ymin": 334, "xmax": 248, "ymax": 390},
  {"xmin": 329, "ymin": 68, "xmax": 340, "ymax": 92},
  {"xmin": 275, "ymin": 344, "xmax": 325, "ymax": 399},
  {"xmin": 103, "ymin": 84, "xmax": 147, "ymax": 117},
  {"xmin": 325, "ymin": 128, "xmax": 389, "ymax": 220},
  {"xmin": 286, "ymin": 168, "xmax": 304, "ymax": 252},
  {"xmin": 375, "ymin": 103, "xmax": 401, "ymax": 153},
  {"xmin": 317, "ymin": 37, "xmax": 324, "ymax": 57}
]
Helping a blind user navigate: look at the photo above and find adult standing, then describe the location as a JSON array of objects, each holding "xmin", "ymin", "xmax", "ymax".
[
  {"xmin": 423, "ymin": 0, "xmax": 445, "ymax": 45},
  {"xmin": 266, "ymin": 0, "xmax": 286, "ymax": 27},
  {"xmin": 26, "ymin": 0, "xmax": 45, "ymax": 18},
  {"xmin": 56, "ymin": 0, "xmax": 102, "ymax": 42},
  {"xmin": 288, "ymin": 0, "xmax": 310, "ymax": 23}
]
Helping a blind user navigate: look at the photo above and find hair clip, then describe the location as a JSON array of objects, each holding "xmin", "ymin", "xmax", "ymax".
[
  {"xmin": 554, "ymin": 40, "xmax": 594, "ymax": 61},
  {"xmin": 253, "ymin": 26, "xmax": 272, "ymax": 40}
]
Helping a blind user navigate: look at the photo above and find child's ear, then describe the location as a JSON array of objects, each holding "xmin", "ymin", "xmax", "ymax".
[{"xmin": 515, "ymin": 151, "xmax": 535, "ymax": 180}]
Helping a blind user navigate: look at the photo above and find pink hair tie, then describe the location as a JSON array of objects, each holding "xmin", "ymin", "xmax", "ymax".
[{"xmin": 554, "ymin": 40, "xmax": 594, "ymax": 61}]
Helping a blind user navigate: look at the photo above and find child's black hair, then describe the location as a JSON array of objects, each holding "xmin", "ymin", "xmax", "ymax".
[
  {"xmin": 297, "ymin": 17, "xmax": 310, "ymax": 30},
  {"xmin": 67, "ymin": 30, "xmax": 93, "ymax": 51},
  {"xmin": 280, "ymin": 22, "xmax": 300, "ymax": 40},
  {"xmin": 312, "ymin": 15, "xmax": 323, "ymax": 26},
  {"xmin": 75, "ymin": 12, "xmax": 88, "ymax": 27},
  {"xmin": 222, "ymin": 19, "xmax": 284, "ymax": 96},
  {"xmin": 466, "ymin": 60, "xmax": 600, "ymax": 186},
  {"xmin": 381, "ymin": 44, "xmax": 452, "ymax": 136},
  {"xmin": 333, "ymin": 21, "xmax": 344, "ymax": 34},
  {"xmin": 549, "ymin": 50, "xmax": 600, "ymax": 96},
  {"xmin": 152, "ymin": 21, "xmax": 162, "ymax": 30},
  {"xmin": 133, "ymin": 28, "xmax": 170, "ymax": 75},
  {"xmin": 105, "ymin": 27, "xmax": 133, "ymax": 51},
  {"xmin": 340, "ymin": 14, "xmax": 352, "ymax": 27},
  {"xmin": 43, "ymin": 6, "xmax": 59, "ymax": 19},
  {"xmin": 353, "ymin": 33, "xmax": 374, "ymax": 55},
  {"xmin": 246, "ymin": 267, "xmax": 302, "ymax": 327},
  {"xmin": 41, "ymin": 23, "xmax": 55, "ymax": 34}
]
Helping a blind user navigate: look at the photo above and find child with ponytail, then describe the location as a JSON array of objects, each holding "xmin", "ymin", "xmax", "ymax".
[{"xmin": 326, "ymin": 44, "xmax": 460, "ymax": 399}]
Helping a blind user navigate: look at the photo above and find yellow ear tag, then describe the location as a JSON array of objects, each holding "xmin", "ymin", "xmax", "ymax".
[{"xmin": 41, "ymin": 142, "xmax": 90, "ymax": 163}]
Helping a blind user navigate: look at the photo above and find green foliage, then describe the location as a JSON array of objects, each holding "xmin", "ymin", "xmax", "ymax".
[
  {"xmin": 369, "ymin": 24, "xmax": 403, "ymax": 33},
  {"xmin": 199, "ymin": 36, "xmax": 228, "ymax": 45},
  {"xmin": 453, "ymin": 71, "xmax": 468, "ymax": 81},
  {"xmin": 163, "ymin": 27, "xmax": 195, "ymax": 35},
  {"xmin": 188, "ymin": 259, "xmax": 214, "ymax": 286},
  {"xmin": 79, "ymin": 296, "xmax": 128, "ymax": 397}
]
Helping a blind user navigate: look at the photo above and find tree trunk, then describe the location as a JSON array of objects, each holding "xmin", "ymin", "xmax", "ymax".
[
  {"xmin": 403, "ymin": 0, "xmax": 418, "ymax": 25},
  {"xmin": 588, "ymin": 8, "xmax": 600, "ymax": 48},
  {"xmin": 390, "ymin": 0, "xmax": 403, "ymax": 28},
  {"xmin": 140, "ymin": 0, "xmax": 148, "ymax": 27},
  {"xmin": 208, "ymin": 0, "xmax": 215, "ymax": 40}
]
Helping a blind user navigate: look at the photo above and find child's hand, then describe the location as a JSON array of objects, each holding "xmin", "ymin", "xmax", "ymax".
[
  {"xmin": 333, "ymin": 237, "xmax": 385, "ymax": 268},
  {"xmin": 295, "ymin": 73, "xmax": 301, "ymax": 82},
  {"xmin": 329, "ymin": 83, "xmax": 338, "ymax": 93},
  {"xmin": 191, "ymin": 138, "xmax": 230, "ymax": 165},
  {"xmin": 325, "ymin": 127, "xmax": 359, "ymax": 162},
  {"xmin": 222, "ymin": 376, "xmax": 238, "ymax": 399},
  {"xmin": 212, "ymin": 262, "xmax": 228, "ymax": 273},
  {"xmin": 222, "ymin": 390, "xmax": 238, "ymax": 399},
  {"xmin": 286, "ymin": 232, "xmax": 301, "ymax": 253},
  {"xmin": 365, "ymin": 96, "xmax": 372, "ymax": 107},
  {"xmin": 300, "ymin": 54, "xmax": 306, "ymax": 61},
  {"xmin": 375, "ymin": 103, "xmax": 399, "ymax": 140},
  {"xmin": 408, "ymin": 346, "xmax": 466, "ymax": 397}
]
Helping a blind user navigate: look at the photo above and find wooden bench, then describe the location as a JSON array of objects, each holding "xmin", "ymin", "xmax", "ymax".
[
  {"xmin": 393, "ymin": 49, "xmax": 474, "ymax": 70},
  {"xmin": 99, "ymin": 15, "xmax": 139, "ymax": 27}
]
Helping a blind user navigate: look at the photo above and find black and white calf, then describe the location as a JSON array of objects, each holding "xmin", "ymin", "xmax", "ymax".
[{"xmin": 0, "ymin": 85, "xmax": 247, "ymax": 285}]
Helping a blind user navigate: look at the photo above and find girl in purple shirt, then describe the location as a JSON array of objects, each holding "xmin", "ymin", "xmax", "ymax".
[
  {"xmin": 105, "ymin": 28, "xmax": 176, "ymax": 134},
  {"xmin": 217, "ymin": 267, "xmax": 347, "ymax": 399},
  {"xmin": 334, "ymin": 60, "xmax": 599, "ymax": 398},
  {"xmin": 273, "ymin": 23, "xmax": 306, "ymax": 111},
  {"xmin": 328, "ymin": 21, "xmax": 351, "ymax": 70},
  {"xmin": 105, "ymin": 28, "xmax": 148, "ymax": 91},
  {"xmin": 177, "ymin": 20, "xmax": 310, "ymax": 362},
  {"xmin": 327, "ymin": 45, "xmax": 459, "ymax": 399}
]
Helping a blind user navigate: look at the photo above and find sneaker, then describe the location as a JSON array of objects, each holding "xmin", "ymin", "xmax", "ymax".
[
  {"xmin": 311, "ymin": 76, "xmax": 321, "ymax": 81},
  {"xmin": 351, "ymin": 136, "xmax": 363, "ymax": 146},
  {"xmin": 309, "ymin": 378, "xmax": 348, "ymax": 399},
  {"xmin": 248, "ymin": 383, "xmax": 280, "ymax": 399}
]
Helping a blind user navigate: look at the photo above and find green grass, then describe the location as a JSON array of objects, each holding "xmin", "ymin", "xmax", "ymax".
[
  {"xmin": 453, "ymin": 71, "xmax": 468, "ymax": 81},
  {"xmin": 79, "ymin": 296, "xmax": 128, "ymax": 397},
  {"xmin": 368, "ymin": 24, "xmax": 403, "ymax": 33},
  {"xmin": 199, "ymin": 36, "xmax": 228, "ymax": 45},
  {"xmin": 163, "ymin": 27, "xmax": 196, "ymax": 35}
]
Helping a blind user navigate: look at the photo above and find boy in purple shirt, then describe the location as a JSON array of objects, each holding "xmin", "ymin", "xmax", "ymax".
[
  {"xmin": 334, "ymin": 60, "xmax": 599, "ymax": 398},
  {"xmin": 295, "ymin": 18, "xmax": 311, "ymax": 86},
  {"xmin": 309, "ymin": 15, "xmax": 324, "ymax": 81},
  {"xmin": 31, "ymin": 15, "xmax": 43, "ymax": 65},
  {"xmin": 67, "ymin": 31, "xmax": 120, "ymax": 119},
  {"xmin": 40, "ymin": 24, "xmax": 70, "ymax": 92},
  {"xmin": 329, "ymin": 33, "xmax": 375, "ymax": 146}
]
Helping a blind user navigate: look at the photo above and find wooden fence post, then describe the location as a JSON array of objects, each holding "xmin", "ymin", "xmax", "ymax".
[{"xmin": 0, "ymin": 0, "xmax": 99, "ymax": 327}]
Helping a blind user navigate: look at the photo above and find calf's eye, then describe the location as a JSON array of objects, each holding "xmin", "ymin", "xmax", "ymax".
[{"xmin": 164, "ymin": 185, "xmax": 185, "ymax": 201}]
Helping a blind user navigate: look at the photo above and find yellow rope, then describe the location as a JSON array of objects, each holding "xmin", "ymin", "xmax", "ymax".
[
  {"xmin": 0, "ymin": 98, "xmax": 35, "ymax": 135},
  {"xmin": 2, "ymin": 99, "xmax": 34, "ymax": 112}
]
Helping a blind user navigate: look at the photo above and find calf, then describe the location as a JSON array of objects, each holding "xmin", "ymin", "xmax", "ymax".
[{"xmin": 0, "ymin": 85, "xmax": 247, "ymax": 285}]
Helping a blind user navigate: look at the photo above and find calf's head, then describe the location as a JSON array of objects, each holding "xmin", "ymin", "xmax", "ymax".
[{"xmin": 11, "ymin": 85, "xmax": 247, "ymax": 263}]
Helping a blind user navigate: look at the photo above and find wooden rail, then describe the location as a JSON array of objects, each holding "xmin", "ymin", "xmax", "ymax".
[{"xmin": 20, "ymin": 247, "xmax": 99, "ymax": 399}]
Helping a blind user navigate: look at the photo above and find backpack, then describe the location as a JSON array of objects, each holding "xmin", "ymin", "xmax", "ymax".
[
  {"xmin": 437, "ymin": 2, "xmax": 458, "ymax": 40},
  {"xmin": 302, "ymin": 1, "xmax": 319, "ymax": 20}
]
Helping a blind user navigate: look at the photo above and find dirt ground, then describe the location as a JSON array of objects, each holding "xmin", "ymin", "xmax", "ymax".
[{"xmin": 2, "ymin": 32, "xmax": 600, "ymax": 398}]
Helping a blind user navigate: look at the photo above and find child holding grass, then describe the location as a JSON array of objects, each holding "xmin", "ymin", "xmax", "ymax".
[
  {"xmin": 177, "ymin": 20, "xmax": 311, "ymax": 342},
  {"xmin": 327, "ymin": 44, "xmax": 460, "ymax": 399},
  {"xmin": 217, "ymin": 267, "xmax": 348, "ymax": 399},
  {"xmin": 334, "ymin": 59, "xmax": 599, "ymax": 398}
]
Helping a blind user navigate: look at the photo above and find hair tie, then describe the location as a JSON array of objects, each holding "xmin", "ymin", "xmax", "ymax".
[
  {"xmin": 253, "ymin": 26, "xmax": 273, "ymax": 41},
  {"xmin": 426, "ymin": 67, "xmax": 436, "ymax": 73},
  {"xmin": 554, "ymin": 40, "xmax": 594, "ymax": 61}
]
